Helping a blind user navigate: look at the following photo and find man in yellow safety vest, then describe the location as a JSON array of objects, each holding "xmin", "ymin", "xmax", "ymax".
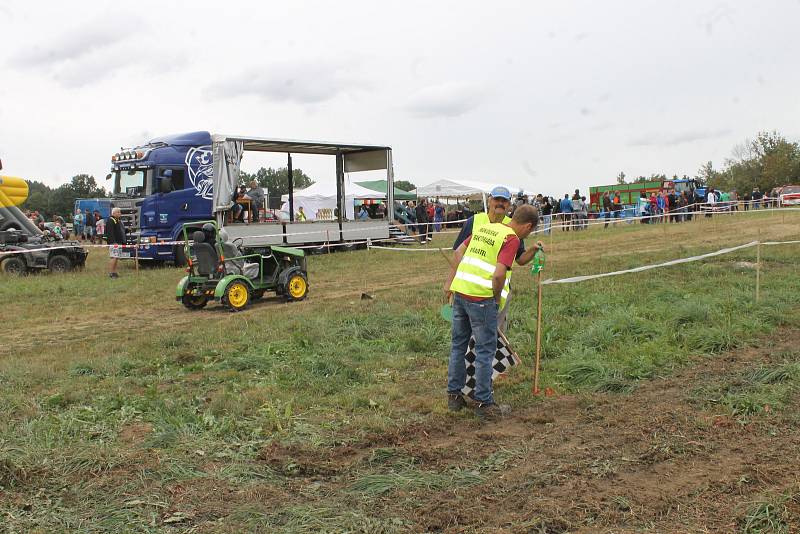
[
  {"xmin": 453, "ymin": 186, "xmax": 542, "ymax": 332},
  {"xmin": 444, "ymin": 204, "xmax": 539, "ymax": 419}
]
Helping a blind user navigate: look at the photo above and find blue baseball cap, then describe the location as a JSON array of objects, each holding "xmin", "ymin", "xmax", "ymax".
[{"xmin": 489, "ymin": 186, "xmax": 511, "ymax": 200}]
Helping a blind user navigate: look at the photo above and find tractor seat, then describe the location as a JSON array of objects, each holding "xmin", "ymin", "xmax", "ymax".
[
  {"xmin": 242, "ymin": 262, "xmax": 260, "ymax": 279},
  {"xmin": 192, "ymin": 230, "xmax": 218, "ymax": 276},
  {"xmin": 221, "ymin": 241, "xmax": 245, "ymax": 275}
]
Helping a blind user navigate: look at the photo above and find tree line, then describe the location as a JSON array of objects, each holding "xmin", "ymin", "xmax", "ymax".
[
  {"xmin": 616, "ymin": 130, "xmax": 800, "ymax": 194},
  {"xmin": 705, "ymin": 131, "xmax": 800, "ymax": 194},
  {"xmin": 20, "ymin": 174, "xmax": 108, "ymax": 219}
]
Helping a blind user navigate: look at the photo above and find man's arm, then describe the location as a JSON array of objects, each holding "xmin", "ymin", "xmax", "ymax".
[
  {"xmin": 492, "ymin": 263, "xmax": 509, "ymax": 303},
  {"xmin": 516, "ymin": 241, "xmax": 538, "ymax": 266}
]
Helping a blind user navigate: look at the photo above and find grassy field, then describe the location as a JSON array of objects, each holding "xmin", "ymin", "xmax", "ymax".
[{"xmin": 1, "ymin": 209, "xmax": 799, "ymax": 532}]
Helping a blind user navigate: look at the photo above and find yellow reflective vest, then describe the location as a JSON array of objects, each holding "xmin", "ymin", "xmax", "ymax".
[
  {"xmin": 450, "ymin": 222, "xmax": 515, "ymax": 310},
  {"xmin": 473, "ymin": 212, "xmax": 511, "ymax": 230}
]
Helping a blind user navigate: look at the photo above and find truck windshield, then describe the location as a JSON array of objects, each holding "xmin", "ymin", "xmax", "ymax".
[
  {"xmin": 116, "ymin": 170, "xmax": 146, "ymax": 197},
  {"xmin": 673, "ymin": 181, "xmax": 693, "ymax": 194}
]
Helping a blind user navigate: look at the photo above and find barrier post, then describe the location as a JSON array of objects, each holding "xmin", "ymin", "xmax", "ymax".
[
  {"xmin": 134, "ymin": 243, "xmax": 139, "ymax": 274},
  {"xmin": 756, "ymin": 229, "xmax": 762, "ymax": 304},
  {"xmin": 531, "ymin": 247, "xmax": 546, "ymax": 395}
]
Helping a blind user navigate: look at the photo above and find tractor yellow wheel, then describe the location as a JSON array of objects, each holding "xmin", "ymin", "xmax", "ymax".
[
  {"xmin": 223, "ymin": 281, "xmax": 250, "ymax": 311},
  {"xmin": 286, "ymin": 272, "xmax": 308, "ymax": 301}
]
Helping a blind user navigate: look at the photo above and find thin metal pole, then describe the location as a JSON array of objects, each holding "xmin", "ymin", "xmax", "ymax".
[
  {"xmin": 533, "ymin": 270, "xmax": 543, "ymax": 395},
  {"xmin": 288, "ymin": 153, "xmax": 294, "ymax": 222},
  {"xmin": 756, "ymin": 229, "xmax": 762, "ymax": 303}
]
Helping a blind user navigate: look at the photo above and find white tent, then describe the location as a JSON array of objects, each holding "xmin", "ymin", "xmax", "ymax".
[
  {"xmin": 412, "ymin": 178, "xmax": 526, "ymax": 197},
  {"xmin": 280, "ymin": 180, "xmax": 383, "ymax": 221}
]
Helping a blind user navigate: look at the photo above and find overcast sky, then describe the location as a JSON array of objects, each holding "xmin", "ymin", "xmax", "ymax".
[{"xmin": 1, "ymin": 0, "xmax": 799, "ymax": 195}]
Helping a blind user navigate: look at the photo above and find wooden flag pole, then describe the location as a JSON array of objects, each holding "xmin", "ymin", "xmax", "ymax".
[
  {"xmin": 326, "ymin": 229, "xmax": 331, "ymax": 255},
  {"xmin": 533, "ymin": 269, "xmax": 544, "ymax": 395},
  {"xmin": 439, "ymin": 247, "xmax": 454, "ymax": 268}
]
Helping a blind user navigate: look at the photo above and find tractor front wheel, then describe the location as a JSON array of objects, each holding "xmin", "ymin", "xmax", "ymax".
[
  {"xmin": 181, "ymin": 294, "xmax": 209, "ymax": 310},
  {"xmin": 222, "ymin": 281, "xmax": 250, "ymax": 312},
  {"xmin": 284, "ymin": 272, "xmax": 308, "ymax": 302}
]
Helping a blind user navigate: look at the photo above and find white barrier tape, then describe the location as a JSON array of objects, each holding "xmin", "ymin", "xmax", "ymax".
[
  {"xmin": 368, "ymin": 245, "xmax": 451, "ymax": 252},
  {"xmin": 540, "ymin": 241, "xmax": 765, "ymax": 285},
  {"xmin": 763, "ymin": 240, "xmax": 800, "ymax": 246}
]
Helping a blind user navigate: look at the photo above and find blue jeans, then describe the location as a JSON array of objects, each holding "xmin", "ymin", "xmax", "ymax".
[
  {"xmin": 447, "ymin": 293, "xmax": 499, "ymax": 404},
  {"xmin": 543, "ymin": 214, "xmax": 551, "ymax": 235}
]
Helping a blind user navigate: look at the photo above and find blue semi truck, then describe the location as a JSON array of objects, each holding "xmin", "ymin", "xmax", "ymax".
[
  {"xmin": 108, "ymin": 131, "xmax": 395, "ymax": 266},
  {"xmin": 107, "ymin": 131, "xmax": 215, "ymax": 265}
]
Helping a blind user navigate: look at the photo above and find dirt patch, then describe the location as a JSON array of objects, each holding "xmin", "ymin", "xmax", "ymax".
[
  {"xmin": 118, "ymin": 423, "xmax": 153, "ymax": 446},
  {"xmin": 252, "ymin": 328, "xmax": 800, "ymax": 532}
]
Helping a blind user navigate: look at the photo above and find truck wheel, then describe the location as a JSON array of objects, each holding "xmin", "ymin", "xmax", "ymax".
[
  {"xmin": 48, "ymin": 254, "xmax": 73, "ymax": 273},
  {"xmin": 181, "ymin": 294, "xmax": 209, "ymax": 310},
  {"xmin": 173, "ymin": 245, "xmax": 187, "ymax": 267},
  {"xmin": 222, "ymin": 281, "xmax": 250, "ymax": 312},
  {"xmin": 2, "ymin": 256, "xmax": 27, "ymax": 275},
  {"xmin": 284, "ymin": 272, "xmax": 308, "ymax": 302}
]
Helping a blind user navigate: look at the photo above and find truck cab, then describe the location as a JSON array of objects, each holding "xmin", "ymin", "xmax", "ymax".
[
  {"xmin": 668, "ymin": 178, "xmax": 706, "ymax": 200},
  {"xmin": 109, "ymin": 131, "xmax": 214, "ymax": 265}
]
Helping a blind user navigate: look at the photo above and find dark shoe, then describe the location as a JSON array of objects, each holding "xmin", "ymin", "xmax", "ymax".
[
  {"xmin": 109, "ymin": 272, "xmax": 119, "ymax": 279},
  {"xmin": 447, "ymin": 392, "xmax": 467, "ymax": 412},
  {"xmin": 475, "ymin": 402, "xmax": 510, "ymax": 420}
]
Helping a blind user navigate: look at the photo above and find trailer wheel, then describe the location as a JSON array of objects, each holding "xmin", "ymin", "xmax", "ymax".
[
  {"xmin": 284, "ymin": 272, "xmax": 308, "ymax": 302},
  {"xmin": 48, "ymin": 254, "xmax": 73, "ymax": 273},
  {"xmin": 181, "ymin": 294, "xmax": 209, "ymax": 310},
  {"xmin": 2, "ymin": 256, "xmax": 27, "ymax": 275},
  {"xmin": 222, "ymin": 281, "xmax": 250, "ymax": 312}
]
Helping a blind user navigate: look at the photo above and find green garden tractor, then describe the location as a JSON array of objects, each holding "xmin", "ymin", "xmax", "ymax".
[{"xmin": 175, "ymin": 221, "xmax": 308, "ymax": 312}]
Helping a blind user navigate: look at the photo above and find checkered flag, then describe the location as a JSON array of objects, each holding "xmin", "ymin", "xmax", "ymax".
[{"xmin": 461, "ymin": 331, "xmax": 521, "ymax": 399}]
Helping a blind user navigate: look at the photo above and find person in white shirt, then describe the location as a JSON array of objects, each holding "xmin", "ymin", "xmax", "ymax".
[{"xmin": 705, "ymin": 189, "xmax": 717, "ymax": 218}]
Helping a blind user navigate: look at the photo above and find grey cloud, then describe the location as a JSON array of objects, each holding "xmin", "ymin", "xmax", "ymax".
[
  {"xmin": 10, "ymin": 23, "xmax": 134, "ymax": 69},
  {"xmin": 6, "ymin": 16, "xmax": 171, "ymax": 88},
  {"xmin": 404, "ymin": 82, "xmax": 486, "ymax": 118},
  {"xmin": 628, "ymin": 128, "xmax": 732, "ymax": 147},
  {"xmin": 45, "ymin": 45, "xmax": 182, "ymax": 89},
  {"xmin": 204, "ymin": 60, "xmax": 353, "ymax": 104},
  {"xmin": 50, "ymin": 53, "xmax": 120, "ymax": 88}
]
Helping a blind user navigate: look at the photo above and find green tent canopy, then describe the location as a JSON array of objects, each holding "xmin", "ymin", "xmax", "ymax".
[{"xmin": 355, "ymin": 180, "xmax": 416, "ymax": 200}]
